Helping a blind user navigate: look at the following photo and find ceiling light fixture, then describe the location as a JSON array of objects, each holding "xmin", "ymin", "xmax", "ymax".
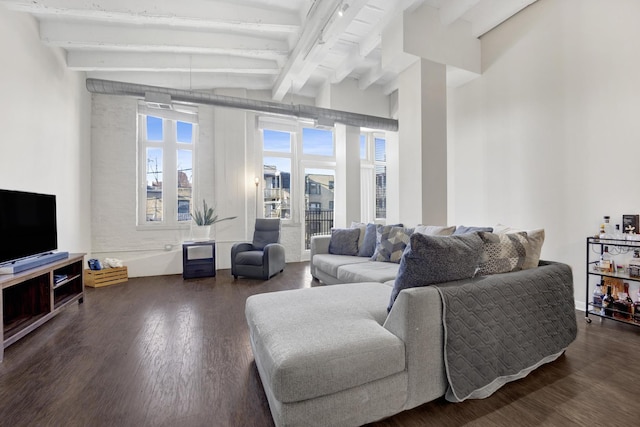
[{"xmin": 338, "ymin": 2, "xmax": 349, "ymax": 17}]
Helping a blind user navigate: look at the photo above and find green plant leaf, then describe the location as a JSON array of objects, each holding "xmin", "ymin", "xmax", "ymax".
[{"xmin": 191, "ymin": 199, "xmax": 237, "ymax": 225}]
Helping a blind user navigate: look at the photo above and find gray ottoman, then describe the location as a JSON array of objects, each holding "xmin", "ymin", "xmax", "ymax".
[{"xmin": 245, "ymin": 282, "xmax": 407, "ymax": 427}]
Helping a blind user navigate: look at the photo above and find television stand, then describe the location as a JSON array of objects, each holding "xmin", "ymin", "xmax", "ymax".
[
  {"xmin": 0, "ymin": 253, "xmax": 84, "ymax": 362},
  {"xmin": 0, "ymin": 251, "xmax": 69, "ymax": 275}
]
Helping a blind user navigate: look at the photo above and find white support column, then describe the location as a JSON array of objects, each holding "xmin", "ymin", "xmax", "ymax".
[
  {"xmin": 385, "ymin": 131, "xmax": 400, "ymax": 224},
  {"xmin": 334, "ymin": 123, "xmax": 361, "ymax": 228},
  {"xmin": 395, "ymin": 58, "xmax": 447, "ymax": 226},
  {"xmin": 420, "ymin": 59, "xmax": 447, "ymax": 226}
]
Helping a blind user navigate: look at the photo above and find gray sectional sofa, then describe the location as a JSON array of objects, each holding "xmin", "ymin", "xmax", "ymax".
[{"xmin": 246, "ymin": 256, "xmax": 578, "ymax": 426}]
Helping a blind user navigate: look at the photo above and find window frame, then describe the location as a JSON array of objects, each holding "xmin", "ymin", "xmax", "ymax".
[
  {"xmin": 360, "ymin": 131, "xmax": 387, "ymax": 222},
  {"xmin": 259, "ymin": 119, "xmax": 297, "ymax": 223},
  {"xmin": 259, "ymin": 118, "xmax": 337, "ymax": 251},
  {"xmin": 374, "ymin": 135, "xmax": 387, "ymax": 220},
  {"xmin": 137, "ymin": 103, "xmax": 199, "ymax": 230}
]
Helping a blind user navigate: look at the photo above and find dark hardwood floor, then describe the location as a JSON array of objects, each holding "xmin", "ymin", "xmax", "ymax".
[{"xmin": 1, "ymin": 262, "xmax": 638, "ymax": 426}]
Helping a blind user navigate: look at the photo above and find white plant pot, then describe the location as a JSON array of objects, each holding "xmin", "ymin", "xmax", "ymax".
[{"xmin": 190, "ymin": 225, "xmax": 211, "ymax": 242}]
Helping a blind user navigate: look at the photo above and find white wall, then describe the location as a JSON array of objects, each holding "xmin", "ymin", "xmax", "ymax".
[
  {"xmin": 0, "ymin": 7, "xmax": 91, "ymax": 257},
  {"xmin": 90, "ymin": 94, "xmax": 224, "ymax": 276},
  {"xmin": 449, "ymin": 0, "xmax": 640, "ymax": 306},
  {"xmin": 90, "ymin": 79, "xmax": 392, "ymax": 276},
  {"xmin": 89, "ymin": 92, "xmax": 312, "ymax": 276}
]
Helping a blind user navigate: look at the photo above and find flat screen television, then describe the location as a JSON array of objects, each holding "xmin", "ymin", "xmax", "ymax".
[{"xmin": 0, "ymin": 189, "xmax": 58, "ymax": 265}]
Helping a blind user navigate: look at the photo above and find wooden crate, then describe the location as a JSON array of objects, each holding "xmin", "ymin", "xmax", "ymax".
[{"xmin": 84, "ymin": 267, "xmax": 128, "ymax": 288}]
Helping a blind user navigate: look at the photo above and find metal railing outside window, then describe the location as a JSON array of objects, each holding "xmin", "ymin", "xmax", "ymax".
[{"xmin": 305, "ymin": 209, "xmax": 333, "ymax": 249}]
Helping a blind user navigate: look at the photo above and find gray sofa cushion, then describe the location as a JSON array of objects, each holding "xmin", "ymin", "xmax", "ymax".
[
  {"xmin": 245, "ymin": 283, "xmax": 405, "ymax": 403},
  {"xmin": 252, "ymin": 218, "xmax": 281, "ymax": 250},
  {"xmin": 313, "ymin": 254, "xmax": 370, "ymax": 278},
  {"xmin": 414, "ymin": 225, "xmax": 456, "ymax": 236},
  {"xmin": 328, "ymin": 228, "xmax": 360, "ymax": 256},
  {"xmin": 476, "ymin": 231, "xmax": 528, "ymax": 275},
  {"xmin": 234, "ymin": 250, "xmax": 264, "ymax": 266},
  {"xmin": 358, "ymin": 223, "xmax": 378, "ymax": 257},
  {"xmin": 372, "ymin": 225, "xmax": 410, "ymax": 263},
  {"xmin": 388, "ymin": 232, "xmax": 483, "ymax": 311},
  {"xmin": 453, "ymin": 225, "xmax": 493, "ymax": 235},
  {"xmin": 493, "ymin": 225, "xmax": 545, "ymax": 270},
  {"xmin": 350, "ymin": 221, "xmax": 367, "ymax": 250},
  {"xmin": 338, "ymin": 261, "xmax": 400, "ymax": 283}
]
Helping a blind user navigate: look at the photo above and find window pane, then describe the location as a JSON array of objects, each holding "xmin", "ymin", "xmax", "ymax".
[
  {"xmin": 375, "ymin": 138, "xmax": 386, "ymax": 162},
  {"xmin": 303, "ymin": 128, "xmax": 333, "ymax": 156},
  {"xmin": 146, "ymin": 148, "xmax": 163, "ymax": 222},
  {"xmin": 360, "ymin": 135, "xmax": 366, "ymax": 159},
  {"xmin": 262, "ymin": 157, "xmax": 291, "ymax": 220},
  {"xmin": 304, "ymin": 168, "xmax": 335, "ymax": 249},
  {"xmin": 147, "ymin": 116, "xmax": 163, "ymax": 141},
  {"xmin": 264, "ymin": 129, "xmax": 291, "ymax": 152},
  {"xmin": 177, "ymin": 121, "xmax": 193, "ymax": 143},
  {"xmin": 177, "ymin": 149, "xmax": 193, "ymax": 222},
  {"xmin": 375, "ymin": 165, "xmax": 386, "ymax": 219}
]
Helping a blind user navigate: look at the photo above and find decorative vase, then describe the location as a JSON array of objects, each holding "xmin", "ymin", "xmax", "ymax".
[{"xmin": 190, "ymin": 225, "xmax": 211, "ymax": 242}]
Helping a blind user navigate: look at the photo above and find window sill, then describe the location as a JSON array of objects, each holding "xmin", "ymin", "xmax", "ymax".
[{"xmin": 136, "ymin": 224, "xmax": 192, "ymax": 232}]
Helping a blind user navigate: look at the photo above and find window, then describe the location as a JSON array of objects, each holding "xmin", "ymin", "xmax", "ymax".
[
  {"xmin": 138, "ymin": 104, "xmax": 198, "ymax": 227},
  {"xmin": 359, "ymin": 134, "xmax": 367, "ymax": 159},
  {"xmin": 374, "ymin": 137, "xmax": 387, "ymax": 219},
  {"xmin": 360, "ymin": 133, "xmax": 387, "ymax": 221},
  {"xmin": 304, "ymin": 168, "xmax": 335, "ymax": 249},
  {"xmin": 260, "ymin": 119, "xmax": 336, "ymax": 251},
  {"xmin": 262, "ymin": 130, "xmax": 292, "ymax": 219},
  {"xmin": 303, "ymin": 127, "xmax": 334, "ymax": 156}
]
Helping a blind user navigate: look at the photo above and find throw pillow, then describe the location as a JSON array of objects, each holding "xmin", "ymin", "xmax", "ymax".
[
  {"xmin": 328, "ymin": 228, "xmax": 361, "ymax": 256},
  {"xmin": 358, "ymin": 223, "xmax": 378, "ymax": 257},
  {"xmin": 414, "ymin": 225, "xmax": 456, "ymax": 236},
  {"xmin": 350, "ymin": 221, "xmax": 367, "ymax": 251},
  {"xmin": 371, "ymin": 225, "xmax": 410, "ymax": 263},
  {"xmin": 453, "ymin": 225, "xmax": 493, "ymax": 235},
  {"xmin": 388, "ymin": 233, "xmax": 483, "ymax": 311},
  {"xmin": 493, "ymin": 224, "xmax": 545, "ymax": 270},
  {"xmin": 476, "ymin": 231, "xmax": 528, "ymax": 275}
]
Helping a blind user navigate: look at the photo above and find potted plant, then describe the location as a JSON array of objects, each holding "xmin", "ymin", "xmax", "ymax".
[{"xmin": 190, "ymin": 199, "xmax": 237, "ymax": 241}]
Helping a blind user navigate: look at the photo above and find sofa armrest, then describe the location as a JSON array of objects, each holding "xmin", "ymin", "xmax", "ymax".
[
  {"xmin": 309, "ymin": 235, "xmax": 331, "ymax": 278},
  {"xmin": 383, "ymin": 286, "xmax": 447, "ymax": 409},
  {"xmin": 264, "ymin": 243, "xmax": 286, "ymax": 278},
  {"xmin": 231, "ymin": 242, "xmax": 254, "ymax": 275}
]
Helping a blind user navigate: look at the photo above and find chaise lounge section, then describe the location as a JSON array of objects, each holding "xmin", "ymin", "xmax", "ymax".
[{"xmin": 246, "ymin": 259, "xmax": 577, "ymax": 426}]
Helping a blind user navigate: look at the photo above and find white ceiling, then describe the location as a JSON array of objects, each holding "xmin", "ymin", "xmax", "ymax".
[{"xmin": 0, "ymin": 0, "xmax": 537, "ymax": 99}]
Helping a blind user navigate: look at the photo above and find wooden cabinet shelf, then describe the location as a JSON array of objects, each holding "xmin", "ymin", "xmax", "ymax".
[{"xmin": 0, "ymin": 254, "xmax": 84, "ymax": 361}]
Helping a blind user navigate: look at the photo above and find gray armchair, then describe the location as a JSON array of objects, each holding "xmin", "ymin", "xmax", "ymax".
[{"xmin": 231, "ymin": 218, "xmax": 285, "ymax": 280}]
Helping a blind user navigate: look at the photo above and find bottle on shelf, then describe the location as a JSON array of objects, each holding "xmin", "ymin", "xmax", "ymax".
[
  {"xmin": 593, "ymin": 282, "xmax": 604, "ymax": 313},
  {"xmin": 614, "ymin": 224, "xmax": 624, "ymax": 240},
  {"xmin": 602, "ymin": 285, "xmax": 615, "ymax": 317},
  {"xmin": 600, "ymin": 216, "xmax": 614, "ymax": 239},
  {"xmin": 625, "ymin": 283, "xmax": 634, "ymax": 319},
  {"xmin": 600, "ymin": 246, "xmax": 615, "ymax": 273},
  {"xmin": 613, "ymin": 282, "xmax": 633, "ymax": 320}
]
